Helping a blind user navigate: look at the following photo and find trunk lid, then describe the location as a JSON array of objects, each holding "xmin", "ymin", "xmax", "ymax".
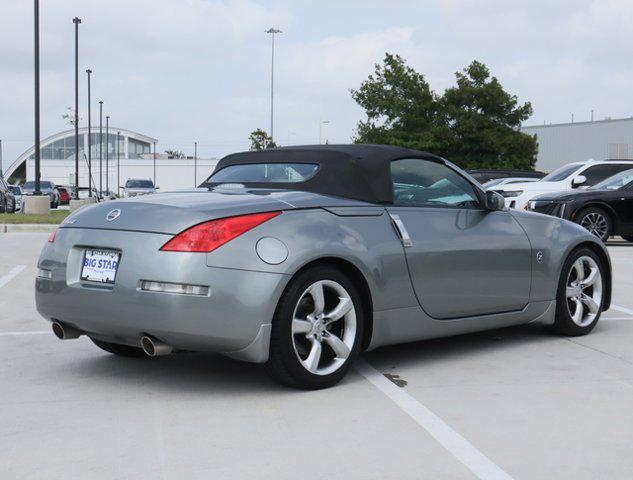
[{"xmin": 60, "ymin": 188, "xmax": 372, "ymax": 234}]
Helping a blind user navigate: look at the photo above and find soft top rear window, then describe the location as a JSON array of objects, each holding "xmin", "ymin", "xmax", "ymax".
[{"xmin": 208, "ymin": 163, "xmax": 319, "ymax": 184}]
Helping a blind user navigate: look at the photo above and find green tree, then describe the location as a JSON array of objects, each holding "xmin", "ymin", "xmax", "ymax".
[
  {"xmin": 351, "ymin": 54, "xmax": 446, "ymax": 152},
  {"xmin": 249, "ymin": 128, "xmax": 277, "ymax": 150},
  {"xmin": 351, "ymin": 54, "xmax": 537, "ymax": 170},
  {"xmin": 442, "ymin": 61, "xmax": 537, "ymax": 170}
]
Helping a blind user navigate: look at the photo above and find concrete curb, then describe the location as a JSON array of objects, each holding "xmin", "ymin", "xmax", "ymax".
[{"xmin": 1, "ymin": 224, "xmax": 58, "ymax": 233}]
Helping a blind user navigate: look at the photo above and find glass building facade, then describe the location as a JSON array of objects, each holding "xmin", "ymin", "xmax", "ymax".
[{"xmin": 29, "ymin": 131, "xmax": 151, "ymax": 161}]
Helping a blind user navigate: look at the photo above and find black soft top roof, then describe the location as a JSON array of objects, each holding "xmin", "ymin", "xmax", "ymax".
[{"xmin": 207, "ymin": 144, "xmax": 445, "ymax": 204}]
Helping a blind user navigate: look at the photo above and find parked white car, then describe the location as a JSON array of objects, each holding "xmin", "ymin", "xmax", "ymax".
[
  {"xmin": 494, "ymin": 159, "xmax": 633, "ymax": 209},
  {"xmin": 482, "ymin": 177, "xmax": 540, "ymax": 189}
]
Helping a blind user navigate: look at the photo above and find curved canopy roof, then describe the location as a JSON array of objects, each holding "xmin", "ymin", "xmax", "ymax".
[
  {"xmin": 206, "ymin": 144, "xmax": 445, "ymax": 204},
  {"xmin": 5, "ymin": 127, "xmax": 157, "ymax": 180}
]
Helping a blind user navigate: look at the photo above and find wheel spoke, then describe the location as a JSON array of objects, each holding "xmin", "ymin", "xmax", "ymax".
[
  {"xmin": 324, "ymin": 297, "xmax": 353, "ymax": 324},
  {"xmin": 572, "ymin": 259, "xmax": 585, "ymax": 282},
  {"xmin": 303, "ymin": 340, "xmax": 322, "ymax": 373},
  {"xmin": 580, "ymin": 268, "xmax": 598, "ymax": 288},
  {"xmin": 581, "ymin": 294, "xmax": 599, "ymax": 314},
  {"xmin": 308, "ymin": 282, "xmax": 325, "ymax": 315},
  {"xmin": 292, "ymin": 318, "xmax": 312, "ymax": 334},
  {"xmin": 566, "ymin": 285, "xmax": 580, "ymax": 299},
  {"xmin": 324, "ymin": 333, "xmax": 350, "ymax": 359},
  {"xmin": 571, "ymin": 298, "xmax": 584, "ymax": 324}
]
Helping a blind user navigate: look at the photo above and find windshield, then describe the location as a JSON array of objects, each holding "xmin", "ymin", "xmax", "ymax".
[
  {"xmin": 482, "ymin": 178, "xmax": 504, "ymax": 188},
  {"xmin": 22, "ymin": 181, "xmax": 52, "ymax": 189},
  {"xmin": 591, "ymin": 168, "xmax": 633, "ymax": 190},
  {"xmin": 208, "ymin": 163, "xmax": 319, "ymax": 183},
  {"xmin": 125, "ymin": 180, "xmax": 154, "ymax": 188},
  {"xmin": 541, "ymin": 163, "xmax": 582, "ymax": 182}
]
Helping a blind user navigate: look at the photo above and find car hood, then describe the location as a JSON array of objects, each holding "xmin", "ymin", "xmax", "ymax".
[
  {"xmin": 531, "ymin": 189, "xmax": 611, "ymax": 202},
  {"xmin": 60, "ymin": 187, "xmax": 372, "ymax": 234},
  {"xmin": 497, "ymin": 181, "xmax": 563, "ymax": 193}
]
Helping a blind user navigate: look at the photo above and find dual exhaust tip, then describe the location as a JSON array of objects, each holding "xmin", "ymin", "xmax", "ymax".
[{"xmin": 51, "ymin": 321, "xmax": 172, "ymax": 357}]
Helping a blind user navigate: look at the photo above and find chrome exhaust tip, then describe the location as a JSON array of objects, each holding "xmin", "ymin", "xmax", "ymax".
[
  {"xmin": 140, "ymin": 335, "xmax": 172, "ymax": 357},
  {"xmin": 51, "ymin": 321, "xmax": 82, "ymax": 340}
]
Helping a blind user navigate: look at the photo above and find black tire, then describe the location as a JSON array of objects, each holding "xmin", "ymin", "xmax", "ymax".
[
  {"xmin": 550, "ymin": 247, "xmax": 606, "ymax": 336},
  {"xmin": 0, "ymin": 199, "xmax": 6, "ymax": 213},
  {"xmin": 575, "ymin": 207, "xmax": 612, "ymax": 242},
  {"xmin": 266, "ymin": 266, "xmax": 364, "ymax": 390},
  {"xmin": 90, "ymin": 338, "xmax": 146, "ymax": 357},
  {"xmin": 622, "ymin": 235, "xmax": 633, "ymax": 242},
  {"xmin": 7, "ymin": 200, "xmax": 15, "ymax": 214}
]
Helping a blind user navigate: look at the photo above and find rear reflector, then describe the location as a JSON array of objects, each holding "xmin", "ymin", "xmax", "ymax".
[
  {"xmin": 140, "ymin": 280, "xmax": 209, "ymax": 296},
  {"xmin": 160, "ymin": 211, "xmax": 281, "ymax": 253}
]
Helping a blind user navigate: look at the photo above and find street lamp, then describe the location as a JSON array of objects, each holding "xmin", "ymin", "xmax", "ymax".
[
  {"xmin": 72, "ymin": 17, "xmax": 81, "ymax": 199},
  {"xmin": 153, "ymin": 141, "xmax": 157, "ymax": 185},
  {"xmin": 34, "ymin": 0, "xmax": 42, "ymax": 196},
  {"xmin": 265, "ymin": 27, "xmax": 281, "ymax": 143},
  {"xmin": 86, "ymin": 69, "xmax": 92, "ymax": 197},
  {"xmin": 116, "ymin": 131, "xmax": 121, "ymax": 197},
  {"xmin": 105, "ymin": 115, "xmax": 109, "ymax": 196},
  {"xmin": 99, "ymin": 100, "xmax": 103, "ymax": 197},
  {"xmin": 194, "ymin": 141, "xmax": 197, "ymax": 187},
  {"xmin": 319, "ymin": 120, "xmax": 330, "ymax": 144}
]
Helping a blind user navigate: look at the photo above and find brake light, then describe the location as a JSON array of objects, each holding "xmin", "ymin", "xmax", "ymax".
[
  {"xmin": 160, "ymin": 211, "xmax": 281, "ymax": 253},
  {"xmin": 48, "ymin": 229, "xmax": 58, "ymax": 243}
]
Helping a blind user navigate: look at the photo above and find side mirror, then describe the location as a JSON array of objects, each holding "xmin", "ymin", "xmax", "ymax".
[
  {"xmin": 485, "ymin": 191, "xmax": 505, "ymax": 211},
  {"xmin": 155, "ymin": 186, "xmax": 160, "ymax": 190},
  {"xmin": 572, "ymin": 175, "xmax": 587, "ymax": 188}
]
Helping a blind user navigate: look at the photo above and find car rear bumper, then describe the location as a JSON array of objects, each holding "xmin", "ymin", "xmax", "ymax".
[{"xmin": 35, "ymin": 227, "xmax": 290, "ymax": 362}]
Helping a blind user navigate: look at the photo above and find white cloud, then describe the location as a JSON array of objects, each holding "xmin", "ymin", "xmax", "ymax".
[{"xmin": 2, "ymin": 0, "xmax": 633, "ymax": 168}]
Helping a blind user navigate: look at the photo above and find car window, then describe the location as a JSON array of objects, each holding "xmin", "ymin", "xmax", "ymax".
[
  {"xmin": 125, "ymin": 180, "xmax": 154, "ymax": 188},
  {"xmin": 580, "ymin": 164, "xmax": 633, "ymax": 187},
  {"xmin": 391, "ymin": 159, "xmax": 480, "ymax": 208},
  {"xmin": 592, "ymin": 168, "xmax": 633, "ymax": 190},
  {"xmin": 208, "ymin": 163, "xmax": 319, "ymax": 184},
  {"xmin": 541, "ymin": 163, "xmax": 582, "ymax": 181}
]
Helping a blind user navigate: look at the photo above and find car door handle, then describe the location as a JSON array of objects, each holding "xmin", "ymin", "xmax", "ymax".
[{"xmin": 388, "ymin": 213, "xmax": 413, "ymax": 247}]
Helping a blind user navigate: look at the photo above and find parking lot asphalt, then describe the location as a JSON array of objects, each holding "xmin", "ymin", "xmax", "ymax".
[{"xmin": 1, "ymin": 232, "xmax": 632, "ymax": 480}]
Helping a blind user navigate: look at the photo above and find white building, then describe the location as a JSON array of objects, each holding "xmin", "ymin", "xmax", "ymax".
[
  {"xmin": 521, "ymin": 117, "xmax": 633, "ymax": 171},
  {"xmin": 5, "ymin": 127, "xmax": 218, "ymax": 193}
]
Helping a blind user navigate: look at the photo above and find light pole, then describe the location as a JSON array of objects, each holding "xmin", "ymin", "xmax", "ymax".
[
  {"xmin": 116, "ymin": 131, "xmax": 120, "ymax": 197},
  {"xmin": 34, "ymin": 0, "xmax": 41, "ymax": 196},
  {"xmin": 86, "ymin": 69, "xmax": 92, "ymax": 197},
  {"xmin": 105, "ymin": 115, "xmax": 109, "ymax": 195},
  {"xmin": 72, "ymin": 17, "xmax": 81, "ymax": 199},
  {"xmin": 99, "ymin": 100, "xmax": 103, "ymax": 197},
  {"xmin": 194, "ymin": 141, "xmax": 197, "ymax": 187},
  {"xmin": 265, "ymin": 27, "xmax": 281, "ymax": 143},
  {"xmin": 319, "ymin": 120, "xmax": 330, "ymax": 144},
  {"xmin": 153, "ymin": 141, "xmax": 157, "ymax": 185}
]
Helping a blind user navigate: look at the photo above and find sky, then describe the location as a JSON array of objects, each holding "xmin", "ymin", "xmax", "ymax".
[{"xmin": 1, "ymin": 0, "xmax": 633, "ymax": 170}]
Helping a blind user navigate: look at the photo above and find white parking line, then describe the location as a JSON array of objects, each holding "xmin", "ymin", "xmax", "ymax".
[
  {"xmin": 355, "ymin": 358, "xmax": 514, "ymax": 480},
  {"xmin": 0, "ymin": 331, "xmax": 50, "ymax": 337},
  {"xmin": 602, "ymin": 317, "xmax": 633, "ymax": 321},
  {"xmin": 610, "ymin": 304, "xmax": 633, "ymax": 316},
  {"xmin": 0, "ymin": 265, "xmax": 26, "ymax": 289}
]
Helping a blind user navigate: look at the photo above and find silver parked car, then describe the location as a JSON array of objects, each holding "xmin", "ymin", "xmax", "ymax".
[
  {"xmin": 9, "ymin": 185, "xmax": 23, "ymax": 211},
  {"xmin": 36, "ymin": 145, "xmax": 612, "ymax": 389},
  {"xmin": 21, "ymin": 180, "xmax": 60, "ymax": 208},
  {"xmin": 122, "ymin": 178, "xmax": 157, "ymax": 197}
]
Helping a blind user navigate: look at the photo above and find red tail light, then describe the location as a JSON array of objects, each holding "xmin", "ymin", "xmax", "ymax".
[
  {"xmin": 48, "ymin": 229, "xmax": 58, "ymax": 243},
  {"xmin": 160, "ymin": 211, "xmax": 281, "ymax": 253}
]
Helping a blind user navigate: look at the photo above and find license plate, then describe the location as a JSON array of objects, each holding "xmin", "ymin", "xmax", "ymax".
[{"xmin": 80, "ymin": 249, "xmax": 120, "ymax": 284}]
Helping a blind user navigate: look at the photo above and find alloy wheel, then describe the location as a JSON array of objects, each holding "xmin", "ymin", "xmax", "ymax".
[
  {"xmin": 580, "ymin": 212, "xmax": 608, "ymax": 240},
  {"xmin": 566, "ymin": 255, "xmax": 603, "ymax": 327},
  {"xmin": 291, "ymin": 280, "xmax": 357, "ymax": 376}
]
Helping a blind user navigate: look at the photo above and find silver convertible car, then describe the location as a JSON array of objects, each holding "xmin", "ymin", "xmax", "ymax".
[{"xmin": 36, "ymin": 145, "xmax": 612, "ymax": 389}]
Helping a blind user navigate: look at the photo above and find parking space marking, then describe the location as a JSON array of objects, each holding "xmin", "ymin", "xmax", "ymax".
[
  {"xmin": 602, "ymin": 317, "xmax": 633, "ymax": 321},
  {"xmin": 355, "ymin": 358, "xmax": 514, "ymax": 480},
  {"xmin": 0, "ymin": 265, "xmax": 26, "ymax": 289},
  {"xmin": 610, "ymin": 304, "xmax": 633, "ymax": 316},
  {"xmin": 0, "ymin": 331, "xmax": 50, "ymax": 337}
]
